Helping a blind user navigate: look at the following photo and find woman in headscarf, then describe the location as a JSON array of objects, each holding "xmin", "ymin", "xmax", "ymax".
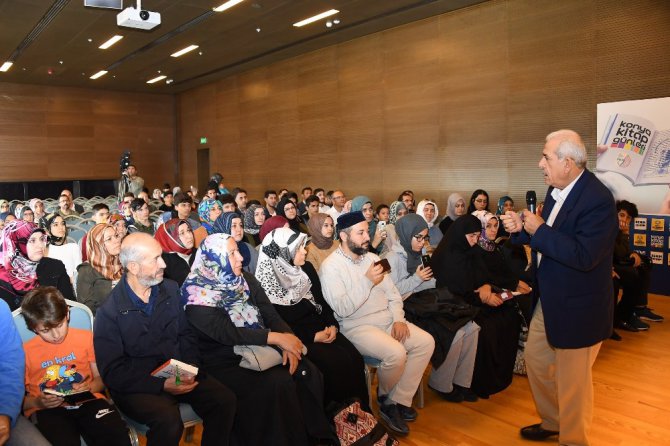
[
  {"xmin": 275, "ymin": 196, "xmax": 308, "ymax": 234},
  {"xmin": 495, "ymin": 196, "xmax": 514, "ymax": 238},
  {"xmin": 467, "ymin": 189, "xmax": 490, "ymax": 214},
  {"xmin": 0, "ymin": 212, "xmax": 15, "ymax": 231},
  {"xmin": 431, "ymin": 212, "xmax": 529, "ymax": 399},
  {"xmin": 76, "ymin": 223, "xmax": 123, "ymax": 315},
  {"xmin": 29, "ymin": 198, "xmax": 46, "ymax": 222},
  {"xmin": 16, "ymin": 205, "xmax": 35, "ymax": 223},
  {"xmin": 0, "ymin": 220, "xmax": 74, "ymax": 310},
  {"xmin": 382, "ymin": 201, "xmax": 408, "ymax": 256},
  {"xmin": 383, "ymin": 214, "xmax": 480, "ymax": 403},
  {"xmin": 154, "ymin": 218, "xmax": 195, "ymax": 286},
  {"xmin": 351, "ymin": 195, "xmax": 386, "ymax": 254},
  {"xmin": 42, "ymin": 213, "xmax": 82, "ymax": 284},
  {"xmin": 259, "ymin": 215, "xmax": 289, "ymax": 243},
  {"xmin": 109, "ymin": 213, "xmax": 128, "ymax": 238},
  {"xmin": 212, "ymin": 212, "xmax": 258, "ymax": 274},
  {"xmin": 305, "ymin": 213, "xmax": 339, "ymax": 272},
  {"xmin": 0, "ymin": 199, "xmax": 9, "ymax": 214},
  {"xmin": 437, "ymin": 194, "xmax": 464, "ymax": 236},
  {"xmin": 242, "ymin": 204, "xmax": 265, "ymax": 247},
  {"xmin": 182, "ymin": 233, "xmax": 337, "ymax": 446},
  {"xmin": 416, "ymin": 199, "xmax": 443, "ymax": 250},
  {"xmin": 197, "ymin": 198, "xmax": 223, "ymax": 234},
  {"xmin": 256, "ymin": 227, "xmax": 369, "ymax": 409}
]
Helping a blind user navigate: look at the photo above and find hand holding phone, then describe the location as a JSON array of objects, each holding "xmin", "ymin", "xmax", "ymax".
[{"xmin": 374, "ymin": 258, "xmax": 391, "ymax": 273}]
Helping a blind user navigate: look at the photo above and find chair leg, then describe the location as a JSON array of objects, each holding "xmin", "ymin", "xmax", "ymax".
[
  {"xmin": 364, "ymin": 365, "xmax": 373, "ymax": 410},
  {"xmin": 184, "ymin": 425, "xmax": 195, "ymax": 443},
  {"xmin": 414, "ymin": 377, "xmax": 425, "ymax": 409}
]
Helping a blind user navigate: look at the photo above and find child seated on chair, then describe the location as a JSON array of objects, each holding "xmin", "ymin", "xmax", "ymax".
[{"xmin": 20, "ymin": 286, "xmax": 131, "ymax": 446}]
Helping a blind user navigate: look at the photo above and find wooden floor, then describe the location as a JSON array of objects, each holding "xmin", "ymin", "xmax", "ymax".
[{"xmin": 152, "ymin": 294, "xmax": 670, "ymax": 446}]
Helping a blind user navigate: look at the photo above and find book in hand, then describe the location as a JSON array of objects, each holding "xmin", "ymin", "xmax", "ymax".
[
  {"xmin": 43, "ymin": 388, "xmax": 97, "ymax": 406},
  {"xmin": 151, "ymin": 359, "xmax": 198, "ymax": 382},
  {"xmin": 597, "ymin": 113, "xmax": 670, "ymax": 185}
]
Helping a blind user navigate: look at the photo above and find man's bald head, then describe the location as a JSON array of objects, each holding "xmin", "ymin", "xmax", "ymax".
[{"xmin": 120, "ymin": 232, "xmax": 159, "ymax": 269}]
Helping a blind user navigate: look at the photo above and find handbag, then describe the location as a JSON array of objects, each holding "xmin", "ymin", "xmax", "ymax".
[
  {"xmin": 332, "ymin": 400, "xmax": 398, "ymax": 446},
  {"xmin": 513, "ymin": 301, "xmax": 529, "ymax": 376},
  {"xmin": 234, "ymin": 344, "xmax": 308, "ymax": 371}
]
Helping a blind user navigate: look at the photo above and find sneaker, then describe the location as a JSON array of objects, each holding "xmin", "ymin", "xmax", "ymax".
[
  {"xmin": 610, "ymin": 330, "xmax": 622, "ymax": 341},
  {"xmin": 628, "ymin": 316, "xmax": 650, "ymax": 331},
  {"xmin": 428, "ymin": 384, "xmax": 464, "ymax": 403},
  {"xmin": 634, "ymin": 307, "xmax": 664, "ymax": 322},
  {"xmin": 397, "ymin": 404, "xmax": 417, "ymax": 422},
  {"xmin": 454, "ymin": 385, "xmax": 479, "ymax": 402},
  {"xmin": 378, "ymin": 403, "xmax": 409, "ymax": 435},
  {"xmin": 616, "ymin": 320, "xmax": 640, "ymax": 332}
]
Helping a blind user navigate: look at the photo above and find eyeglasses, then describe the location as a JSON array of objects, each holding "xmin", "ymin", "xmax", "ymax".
[
  {"xmin": 413, "ymin": 234, "xmax": 430, "ymax": 242},
  {"xmin": 28, "ymin": 235, "xmax": 48, "ymax": 245}
]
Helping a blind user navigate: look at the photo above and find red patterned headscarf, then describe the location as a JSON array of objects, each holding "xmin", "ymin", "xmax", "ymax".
[
  {"xmin": 0, "ymin": 220, "xmax": 42, "ymax": 291},
  {"xmin": 155, "ymin": 219, "xmax": 193, "ymax": 255}
]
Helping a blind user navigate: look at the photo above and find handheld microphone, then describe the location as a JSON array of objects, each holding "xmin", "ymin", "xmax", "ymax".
[{"xmin": 526, "ymin": 190, "xmax": 537, "ymax": 214}]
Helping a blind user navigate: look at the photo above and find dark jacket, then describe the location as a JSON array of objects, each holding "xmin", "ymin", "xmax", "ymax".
[
  {"xmin": 76, "ymin": 262, "xmax": 113, "ymax": 315},
  {"xmin": 161, "ymin": 252, "xmax": 195, "ymax": 287},
  {"xmin": 0, "ymin": 257, "xmax": 74, "ymax": 311},
  {"xmin": 93, "ymin": 276, "xmax": 200, "ymax": 396}
]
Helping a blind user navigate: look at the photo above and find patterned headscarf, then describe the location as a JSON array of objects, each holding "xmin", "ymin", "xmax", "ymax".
[
  {"xmin": 243, "ymin": 204, "xmax": 263, "ymax": 236},
  {"xmin": 182, "ymin": 233, "xmax": 263, "ymax": 328},
  {"xmin": 29, "ymin": 198, "xmax": 44, "ymax": 217},
  {"xmin": 86, "ymin": 224, "xmax": 123, "ymax": 281},
  {"xmin": 472, "ymin": 210, "xmax": 497, "ymax": 252},
  {"xmin": 446, "ymin": 193, "xmax": 466, "ymax": 221},
  {"xmin": 42, "ymin": 213, "xmax": 67, "ymax": 246},
  {"xmin": 388, "ymin": 201, "xmax": 407, "ymax": 225},
  {"xmin": 198, "ymin": 197, "xmax": 223, "ymax": 224},
  {"xmin": 154, "ymin": 219, "xmax": 192, "ymax": 255},
  {"xmin": 256, "ymin": 227, "xmax": 319, "ymax": 308},
  {"xmin": 496, "ymin": 196, "xmax": 513, "ymax": 215},
  {"xmin": 306, "ymin": 213, "xmax": 333, "ymax": 250},
  {"xmin": 0, "ymin": 220, "xmax": 42, "ymax": 291},
  {"xmin": 212, "ymin": 212, "xmax": 251, "ymax": 267},
  {"xmin": 14, "ymin": 205, "xmax": 26, "ymax": 219},
  {"xmin": 416, "ymin": 199, "xmax": 439, "ymax": 227}
]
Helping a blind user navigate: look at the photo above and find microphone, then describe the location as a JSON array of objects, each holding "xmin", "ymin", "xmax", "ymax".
[{"xmin": 526, "ymin": 191, "xmax": 537, "ymax": 214}]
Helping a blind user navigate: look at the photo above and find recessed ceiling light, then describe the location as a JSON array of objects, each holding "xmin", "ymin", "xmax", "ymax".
[
  {"xmin": 256, "ymin": 27, "xmax": 261, "ymax": 32},
  {"xmin": 59, "ymin": 60, "xmax": 64, "ymax": 65},
  {"xmin": 147, "ymin": 75, "xmax": 167, "ymax": 84},
  {"xmin": 213, "ymin": 0, "xmax": 244, "ymax": 12},
  {"xmin": 166, "ymin": 79, "xmax": 174, "ymax": 84},
  {"xmin": 90, "ymin": 70, "xmax": 108, "ymax": 80},
  {"xmin": 0, "ymin": 61, "xmax": 13, "ymax": 72},
  {"xmin": 333, "ymin": 19, "xmax": 340, "ymax": 24},
  {"xmin": 293, "ymin": 9, "xmax": 339, "ymax": 27},
  {"xmin": 99, "ymin": 35, "xmax": 124, "ymax": 49},
  {"xmin": 171, "ymin": 45, "xmax": 199, "ymax": 58},
  {"xmin": 87, "ymin": 38, "xmax": 93, "ymax": 43},
  {"xmin": 326, "ymin": 20, "xmax": 332, "ymax": 28}
]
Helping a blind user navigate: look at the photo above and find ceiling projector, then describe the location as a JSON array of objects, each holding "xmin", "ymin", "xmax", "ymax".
[{"xmin": 117, "ymin": 6, "xmax": 161, "ymax": 30}]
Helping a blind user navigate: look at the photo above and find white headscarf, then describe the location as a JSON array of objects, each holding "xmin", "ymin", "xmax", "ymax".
[{"xmin": 416, "ymin": 199, "xmax": 439, "ymax": 227}]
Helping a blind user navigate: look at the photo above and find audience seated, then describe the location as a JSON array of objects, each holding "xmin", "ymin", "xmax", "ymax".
[
  {"xmin": 94, "ymin": 233, "xmax": 235, "ymax": 446},
  {"xmin": 384, "ymin": 214, "xmax": 480, "ymax": 403},
  {"xmin": 0, "ymin": 211, "xmax": 15, "ymax": 230},
  {"xmin": 211, "ymin": 212, "xmax": 258, "ymax": 274},
  {"xmin": 0, "ymin": 220, "xmax": 74, "ymax": 311},
  {"xmin": 42, "ymin": 213, "xmax": 82, "ymax": 284},
  {"xmin": 232, "ymin": 188, "xmax": 248, "ymax": 215},
  {"xmin": 127, "ymin": 198, "xmax": 154, "ymax": 235},
  {"xmin": 159, "ymin": 190, "xmax": 174, "ymax": 212},
  {"xmin": 431, "ymin": 213, "xmax": 529, "ymax": 399},
  {"xmin": 263, "ymin": 190, "xmax": 278, "ymax": 219},
  {"xmin": 76, "ymin": 223, "xmax": 122, "ymax": 315},
  {"xmin": 154, "ymin": 218, "xmax": 195, "ymax": 287},
  {"xmin": 415, "ymin": 199, "xmax": 442, "ymax": 250},
  {"xmin": 242, "ymin": 204, "xmax": 265, "ymax": 247},
  {"xmin": 28, "ymin": 199, "xmax": 46, "ymax": 223},
  {"xmin": 61, "ymin": 189, "xmax": 85, "ymax": 214},
  {"xmin": 381, "ymin": 200, "xmax": 408, "ymax": 255},
  {"xmin": 305, "ymin": 213, "xmax": 340, "ymax": 272},
  {"xmin": 81, "ymin": 203, "xmax": 111, "ymax": 262},
  {"xmin": 466, "ymin": 189, "xmax": 490, "ymax": 214},
  {"xmin": 21, "ymin": 287, "xmax": 131, "ymax": 446},
  {"xmin": 314, "ymin": 188, "xmax": 330, "ymax": 213},
  {"xmin": 398, "ymin": 190, "xmax": 415, "ymax": 213},
  {"xmin": 182, "ymin": 233, "xmax": 336, "ymax": 446},
  {"xmin": 57, "ymin": 194, "xmax": 79, "ymax": 217},
  {"xmin": 275, "ymin": 196, "xmax": 309, "ymax": 234},
  {"xmin": 325, "ymin": 190, "xmax": 346, "ymax": 223},
  {"xmin": 16, "ymin": 206, "xmax": 34, "ymax": 224},
  {"xmin": 197, "ymin": 198, "xmax": 223, "ymax": 235},
  {"xmin": 495, "ymin": 196, "xmax": 514, "ymax": 238},
  {"xmin": 109, "ymin": 213, "xmax": 128, "ymax": 238},
  {"xmin": 351, "ymin": 195, "xmax": 387, "ymax": 254},
  {"xmin": 301, "ymin": 194, "xmax": 320, "ymax": 224},
  {"xmin": 319, "ymin": 211, "xmax": 435, "ymax": 435},
  {"xmin": 256, "ymin": 227, "xmax": 369, "ymax": 409},
  {"xmin": 259, "ymin": 215, "xmax": 289, "ymax": 243},
  {"xmin": 375, "ymin": 204, "xmax": 389, "ymax": 223},
  {"xmin": 162, "ymin": 192, "xmax": 207, "ymax": 247}
]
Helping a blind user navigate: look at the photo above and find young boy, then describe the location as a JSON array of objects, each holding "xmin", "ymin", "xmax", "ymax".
[{"xmin": 21, "ymin": 287, "xmax": 130, "ymax": 446}]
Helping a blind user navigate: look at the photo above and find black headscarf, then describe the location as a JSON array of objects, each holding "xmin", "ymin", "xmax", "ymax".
[
  {"xmin": 275, "ymin": 196, "xmax": 302, "ymax": 234},
  {"xmin": 41, "ymin": 213, "xmax": 67, "ymax": 246},
  {"xmin": 395, "ymin": 214, "xmax": 428, "ymax": 275},
  {"xmin": 430, "ymin": 214, "xmax": 481, "ymax": 296}
]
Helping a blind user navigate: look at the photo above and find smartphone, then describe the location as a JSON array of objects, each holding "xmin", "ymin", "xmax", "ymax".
[
  {"xmin": 374, "ymin": 258, "xmax": 391, "ymax": 273},
  {"xmin": 421, "ymin": 254, "xmax": 431, "ymax": 268},
  {"xmin": 491, "ymin": 285, "xmax": 514, "ymax": 301},
  {"xmin": 378, "ymin": 221, "xmax": 386, "ymax": 231}
]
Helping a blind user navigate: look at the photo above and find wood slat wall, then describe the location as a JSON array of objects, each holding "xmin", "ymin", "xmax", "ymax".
[
  {"xmin": 0, "ymin": 82, "xmax": 175, "ymax": 191},
  {"xmin": 177, "ymin": 0, "xmax": 670, "ymax": 210}
]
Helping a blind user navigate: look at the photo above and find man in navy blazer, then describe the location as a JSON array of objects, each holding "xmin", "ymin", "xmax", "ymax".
[{"xmin": 501, "ymin": 130, "xmax": 617, "ymax": 446}]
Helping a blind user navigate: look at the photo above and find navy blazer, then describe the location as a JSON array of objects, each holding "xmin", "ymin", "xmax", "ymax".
[{"xmin": 512, "ymin": 169, "xmax": 617, "ymax": 349}]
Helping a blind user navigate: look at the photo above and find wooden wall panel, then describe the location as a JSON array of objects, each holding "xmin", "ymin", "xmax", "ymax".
[
  {"xmin": 0, "ymin": 82, "xmax": 175, "ymax": 189},
  {"xmin": 177, "ymin": 0, "xmax": 670, "ymax": 210}
]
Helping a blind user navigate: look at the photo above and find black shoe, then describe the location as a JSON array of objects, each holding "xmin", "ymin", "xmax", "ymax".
[
  {"xmin": 454, "ymin": 384, "xmax": 479, "ymax": 402},
  {"xmin": 397, "ymin": 404, "xmax": 417, "ymax": 422},
  {"xmin": 428, "ymin": 384, "xmax": 464, "ymax": 402},
  {"xmin": 634, "ymin": 307, "xmax": 664, "ymax": 322},
  {"xmin": 610, "ymin": 330, "xmax": 622, "ymax": 341},
  {"xmin": 378, "ymin": 403, "xmax": 409, "ymax": 435},
  {"xmin": 616, "ymin": 320, "xmax": 640, "ymax": 332},
  {"xmin": 520, "ymin": 423, "xmax": 559, "ymax": 441},
  {"xmin": 629, "ymin": 316, "xmax": 650, "ymax": 331}
]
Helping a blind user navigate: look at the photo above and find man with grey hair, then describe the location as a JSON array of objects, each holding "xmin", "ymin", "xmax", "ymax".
[
  {"xmin": 94, "ymin": 233, "xmax": 236, "ymax": 446},
  {"xmin": 500, "ymin": 130, "xmax": 617, "ymax": 445}
]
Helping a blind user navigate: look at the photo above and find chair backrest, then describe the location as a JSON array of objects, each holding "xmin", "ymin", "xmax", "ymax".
[{"xmin": 12, "ymin": 298, "xmax": 94, "ymax": 343}]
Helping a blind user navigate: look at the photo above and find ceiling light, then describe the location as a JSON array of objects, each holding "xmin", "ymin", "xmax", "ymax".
[
  {"xmin": 166, "ymin": 78, "xmax": 174, "ymax": 84},
  {"xmin": 333, "ymin": 19, "xmax": 340, "ymax": 24},
  {"xmin": 0, "ymin": 61, "xmax": 13, "ymax": 72},
  {"xmin": 256, "ymin": 27, "xmax": 261, "ymax": 32},
  {"xmin": 213, "ymin": 0, "xmax": 244, "ymax": 12},
  {"xmin": 147, "ymin": 75, "xmax": 167, "ymax": 84},
  {"xmin": 326, "ymin": 20, "xmax": 332, "ymax": 28},
  {"xmin": 293, "ymin": 9, "xmax": 339, "ymax": 27},
  {"xmin": 90, "ymin": 70, "xmax": 108, "ymax": 79},
  {"xmin": 99, "ymin": 35, "xmax": 124, "ymax": 49},
  {"xmin": 171, "ymin": 45, "xmax": 199, "ymax": 58}
]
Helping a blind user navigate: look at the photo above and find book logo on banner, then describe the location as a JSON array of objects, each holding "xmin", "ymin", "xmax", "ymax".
[
  {"xmin": 634, "ymin": 217, "xmax": 648, "ymax": 231},
  {"xmin": 650, "ymin": 251, "xmax": 664, "ymax": 265},
  {"xmin": 651, "ymin": 218, "xmax": 665, "ymax": 232},
  {"xmin": 633, "ymin": 234, "xmax": 647, "ymax": 247},
  {"xmin": 651, "ymin": 235, "xmax": 664, "ymax": 248}
]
